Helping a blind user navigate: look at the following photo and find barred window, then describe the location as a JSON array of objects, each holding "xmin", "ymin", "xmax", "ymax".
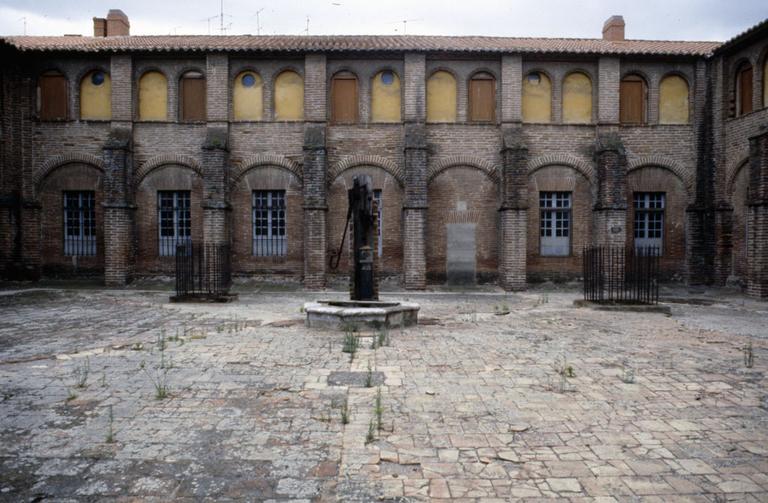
[
  {"xmin": 158, "ymin": 191, "xmax": 191, "ymax": 256},
  {"xmin": 253, "ymin": 190, "xmax": 286, "ymax": 256},
  {"xmin": 540, "ymin": 191, "xmax": 571, "ymax": 256},
  {"xmin": 63, "ymin": 191, "xmax": 96, "ymax": 256},
  {"xmin": 373, "ymin": 189, "xmax": 382, "ymax": 258},
  {"xmin": 634, "ymin": 192, "xmax": 664, "ymax": 254}
]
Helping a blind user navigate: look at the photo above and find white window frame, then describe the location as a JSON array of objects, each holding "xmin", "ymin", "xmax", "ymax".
[
  {"xmin": 63, "ymin": 191, "xmax": 96, "ymax": 256},
  {"xmin": 539, "ymin": 191, "xmax": 571, "ymax": 256},
  {"xmin": 253, "ymin": 190, "xmax": 286, "ymax": 256},
  {"xmin": 158, "ymin": 191, "xmax": 191, "ymax": 257},
  {"xmin": 633, "ymin": 192, "xmax": 664, "ymax": 254}
]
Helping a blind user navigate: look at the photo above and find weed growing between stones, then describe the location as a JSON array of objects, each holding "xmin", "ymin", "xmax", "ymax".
[
  {"xmin": 340, "ymin": 399, "xmax": 350, "ymax": 425},
  {"xmin": 365, "ymin": 361, "xmax": 374, "ymax": 388},
  {"xmin": 536, "ymin": 294, "xmax": 550, "ymax": 306},
  {"xmin": 494, "ymin": 303, "xmax": 511, "ymax": 315},
  {"xmin": 377, "ymin": 329, "xmax": 390, "ymax": 348},
  {"xmin": 365, "ymin": 419, "xmax": 376, "ymax": 444},
  {"xmin": 342, "ymin": 331, "xmax": 360, "ymax": 362},
  {"xmin": 105, "ymin": 404, "xmax": 115, "ymax": 443},
  {"xmin": 141, "ymin": 350, "xmax": 172, "ymax": 400},
  {"xmin": 156, "ymin": 330, "xmax": 166, "ymax": 351},
  {"xmin": 375, "ymin": 387, "xmax": 383, "ymax": 431},
  {"xmin": 744, "ymin": 341, "xmax": 754, "ymax": 368},
  {"xmin": 66, "ymin": 388, "xmax": 78, "ymax": 402},
  {"xmin": 73, "ymin": 357, "xmax": 90, "ymax": 389},
  {"xmin": 621, "ymin": 359, "xmax": 636, "ymax": 384}
]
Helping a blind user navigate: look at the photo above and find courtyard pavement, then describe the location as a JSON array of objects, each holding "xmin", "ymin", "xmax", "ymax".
[{"xmin": 0, "ymin": 285, "xmax": 766, "ymax": 501}]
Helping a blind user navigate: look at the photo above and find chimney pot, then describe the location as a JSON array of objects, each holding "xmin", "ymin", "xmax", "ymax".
[
  {"xmin": 602, "ymin": 15, "xmax": 625, "ymax": 41},
  {"xmin": 93, "ymin": 17, "xmax": 107, "ymax": 37}
]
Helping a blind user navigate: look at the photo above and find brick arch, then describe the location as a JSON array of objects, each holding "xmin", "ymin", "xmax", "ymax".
[
  {"xmin": 230, "ymin": 153, "xmax": 303, "ymax": 187},
  {"xmin": 135, "ymin": 154, "xmax": 203, "ymax": 187},
  {"xmin": 726, "ymin": 155, "xmax": 751, "ymax": 197},
  {"xmin": 527, "ymin": 154, "xmax": 594, "ymax": 184},
  {"xmin": 34, "ymin": 153, "xmax": 105, "ymax": 192},
  {"xmin": 427, "ymin": 155, "xmax": 500, "ymax": 184},
  {"xmin": 328, "ymin": 155, "xmax": 403, "ymax": 187},
  {"xmin": 627, "ymin": 155, "xmax": 694, "ymax": 199}
]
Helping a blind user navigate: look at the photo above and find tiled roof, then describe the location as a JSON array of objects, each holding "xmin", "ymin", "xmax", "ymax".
[
  {"xmin": 0, "ymin": 34, "xmax": 721, "ymax": 56},
  {"xmin": 713, "ymin": 18, "xmax": 768, "ymax": 55}
]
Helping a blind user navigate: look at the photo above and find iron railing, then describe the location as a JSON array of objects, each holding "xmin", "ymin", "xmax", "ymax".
[
  {"xmin": 174, "ymin": 242, "xmax": 232, "ymax": 300},
  {"xmin": 583, "ymin": 246, "xmax": 660, "ymax": 304}
]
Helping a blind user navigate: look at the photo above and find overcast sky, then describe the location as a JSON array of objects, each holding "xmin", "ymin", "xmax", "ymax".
[{"xmin": 0, "ymin": 0, "xmax": 765, "ymax": 41}]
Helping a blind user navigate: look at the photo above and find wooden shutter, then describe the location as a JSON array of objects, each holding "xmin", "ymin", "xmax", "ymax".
[
  {"xmin": 331, "ymin": 77, "xmax": 357, "ymax": 124},
  {"xmin": 620, "ymin": 79, "xmax": 644, "ymax": 124},
  {"xmin": 40, "ymin": 74, "xmax": 68, "ymax": 120},
  {"xmin": 739, "ymin": 66, "xmax": 753, "ymax": 115},
  {"xmin": 181, "ymin": 76, "xmax": 206, "ymax": 122},
  {"xmin": 469, "ymin": 78, "xmax": 495, "ymax": 122}
]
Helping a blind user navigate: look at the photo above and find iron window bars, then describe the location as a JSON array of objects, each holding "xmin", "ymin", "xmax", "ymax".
[
  {"xmin": 253, "ymin": 190, "xmax": 286, "ymax": 256},
  {"xmin": 63, "ymin": 191, "xmax": 96, "ymax": 256},
  {"xmin": 158, "ymin": 191, "xmax": 191, "ymax": 257},
  {"xmin": 540, "ymin": 191, "xmax": 571, "ymax": 256}
]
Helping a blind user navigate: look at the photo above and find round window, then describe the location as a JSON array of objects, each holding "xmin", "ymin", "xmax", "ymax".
[
  {"xmin": 527, "ymin": 72, "xmax": 541, "ymax": 85},
  {"xmin": 242, "ymin": 73, "xmax": 256, "ymax": 87},
  {"xmin": 380, "ymin": 71, "xmax": 394, "ymax": 85},
  {"xmin": 91, "ymin": 71, "xmax": 105, "ymax": 86}
]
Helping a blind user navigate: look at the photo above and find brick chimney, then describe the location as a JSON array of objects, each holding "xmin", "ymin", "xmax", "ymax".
[
  {"xmin": 602, "ymin": 15, "xmax": 625, "ymax": 41},
  {"xmin": 93, "ymin": 9, "xmax": 130, "ymax": 37}
]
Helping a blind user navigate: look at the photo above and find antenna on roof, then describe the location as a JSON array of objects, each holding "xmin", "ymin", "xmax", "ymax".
[
  {"xmin": 18, "ymin": 17, "xmax": 27, "ymax": 36},
  {"xmin": 253, "ymin": 8, "xmax": 264, "ymax": 36},
  {"xmin": 401, "ymin": 18, "xmax": 422, "ymax": 35},
  {"xmin": 304, "ymin": 16, "xmax": 310, "ymax": 36}
]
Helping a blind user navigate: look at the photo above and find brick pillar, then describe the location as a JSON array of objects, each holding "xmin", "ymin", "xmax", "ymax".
[
  {"xmin": 403, "ymin": 123, "xmax": 428, "ymax": 290},
  {"xmin": 746, "ymin": 128, "xmax": 768, "ymax": 298},
  {"xmin": 593, "ymin": 133, "xmax": 628, "ymax": 248},
  {"xmin": 102, "ymin": 128, "xmax": 133, "ymax": 285},
  {"xmin": 303, "ymin": 124, "xmax": 327, "ymax": 289},
  {"xmin": 102, "ymin": 54, "xmax": 135, "ymax": 286},
  {"xmin": 597, "ymin": 57, "xmax": 620, "ymax": 125},
  {"xmin": 499, "ymin": 126, "xmax": 527, "ymax": 290},
  {"xmin": 202, "ymin": 125, "xmax": 230, "ymax": 246}
]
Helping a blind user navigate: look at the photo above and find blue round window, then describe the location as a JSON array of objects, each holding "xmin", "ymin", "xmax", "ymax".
[
  {"xmin": 242, "ymin": 74, "xmax": 256, "ymax": 87},
  {"xmin": 91, "ymin": 71, "xmax": 105, "ymax": 86},
  {"xmin": 380, "ymin": 71, "xmax": 394, "ymax": 85}
]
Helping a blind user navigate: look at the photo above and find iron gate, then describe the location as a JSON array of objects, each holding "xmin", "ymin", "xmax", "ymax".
[
  {"xmin": 583, "ymin": 246, "xmax": 660, "ymax": 304},
  {"xmin": 173, "ymin": 242, "xmax": 233, "ymax": 301}
]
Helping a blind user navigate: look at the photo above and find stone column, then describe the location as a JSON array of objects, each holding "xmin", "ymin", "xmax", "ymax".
[
  {"xmin": 303, "ymin": 124, "xmax": 328, "ymax": 289},
  {"xmin": 103, "ymin": 54, "xmax": 134, "ymax": 286},
  {"xmin": 746, "ymin": 128, "xmax": 768, "ymax": 298},
  {"xmin": 403, "ymin": 124, "xmax": 428, "ymax": 290},
  {"xmin": 593, "ymin": 133, "xmax": 628, "ymax": 248},
  {"xmin": 498, "ymin": 127, "xmax": 527, "ymax": 290}
]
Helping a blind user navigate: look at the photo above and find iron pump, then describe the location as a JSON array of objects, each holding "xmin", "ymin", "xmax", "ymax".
[{"xmin": 329, "ymin": 175, "xmax": 377, "ymax": 301}]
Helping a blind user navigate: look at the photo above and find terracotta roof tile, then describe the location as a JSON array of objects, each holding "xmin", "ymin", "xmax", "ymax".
[{"xmin": 0, "ymin": 34, "xmax": 721, "ymax": 56}]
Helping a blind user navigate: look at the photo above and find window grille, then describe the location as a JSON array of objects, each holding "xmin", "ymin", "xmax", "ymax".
[
  {"xmin": 63, "ymin": 191, "xmax": 96, "ymax": 256},
  {"xmin": 158, "ymin": 191, "xmax": 191, "ymax": 256},
  {"xmin": 253, "ymin": 190, "xmax": 286, "ymax": 256},
  {"xmin": 374, "ymin": 189, "xmax": 382, "ymax": 258},
  {"xmin": 634, "ymin": 192, "xmax": 664, "ymax": 254},
  {"xmin": 540, "ymin": 191, "xmax": 571, "ymax": 256}
]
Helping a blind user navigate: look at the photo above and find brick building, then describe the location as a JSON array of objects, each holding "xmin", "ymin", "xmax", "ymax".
[{"xmin": 1, "ymin": 11, "xmax": 767, "ymax": 295}]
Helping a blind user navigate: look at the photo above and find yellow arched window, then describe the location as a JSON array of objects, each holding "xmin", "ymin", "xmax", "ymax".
[
  {"xmin": 562, "ymin": 72, "xmax": 592, "ymax": 124},
  {"xmin": 233, "ymin": 71, "xmax": 263, "ymax": 120},
  {"xmin": 426, "ymin": 71, "xmax": 457, "ymax": 122},
  {"xmin": 274, "ymin": 70, "xmax": 304, "ymax": 121},
  {"xmin": 522, "ymin": 71, "xmax": 551, "ymax": 123},
  {"xmin": 80, "ymin": 70, "xmax": 111, "ymax": 120},
  {"xmin": 371, "ymin": 70, "xmax": 401, "ymax": 122},
  {"xmin": 138, "ymin": 71, "xmax": 168, "ymax": 121},
  {"xmin": 659, "ymin": 75, "xmax": 689, "ymax": 124}
]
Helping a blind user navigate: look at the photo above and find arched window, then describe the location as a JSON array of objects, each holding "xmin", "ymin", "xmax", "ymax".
[
  {"xmin": 522, "ymin": 71, "xmax": 551, "ymax": 123},
  {"xmin": 138, "ymin": 71, "xmax": 168, "ymax": 121},
  {"xmin": 80, "ymin": 70, "xmax": 111, "ymax": 120},
  {"xmin": 371, "ymin": 70, "xmax": 401, "ymax": 123},
  {"xmin": 426, "ymin": 71, "xmax": 457, "ymax": 122},
  {"xmin": 562, "ymin": 72, "xmax": 592, "ymax": 124},
  {"xmin": 180, "ymin": 71, "xmax": 206, "ymax": 122},
  {"xmin": 659, "ymin": 75, "xmax": 689, "ymax": 124},
  {"xmin": 38, "ymin": 71, "xmax": 68, "ymax": 121},
  {"xmin": 620, "ymin": 74, "xmax": 647, "ymax": 124},
  {"xmin": 233, "ymin": 71, "xmax": 263, "ymax": 121},
  {"xmin": 331, "ymin": 71, "xmax": 358, "ymax": 124},
  {"xmin": 469, "ymin": 72, "xmax": 495, "ymax": 123},
  {"xmin": 736, "ymin": 62, "xmax": 753, "ymax": 116},
  {"xmin": 274, "ymin": 70, "xmax": 304, "ymax": 121}
]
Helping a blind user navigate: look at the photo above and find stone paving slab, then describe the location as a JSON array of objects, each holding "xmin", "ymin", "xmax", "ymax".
[{"xmin": 0, "ymin": 287, "xmax": 766, "ymax": 501}]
